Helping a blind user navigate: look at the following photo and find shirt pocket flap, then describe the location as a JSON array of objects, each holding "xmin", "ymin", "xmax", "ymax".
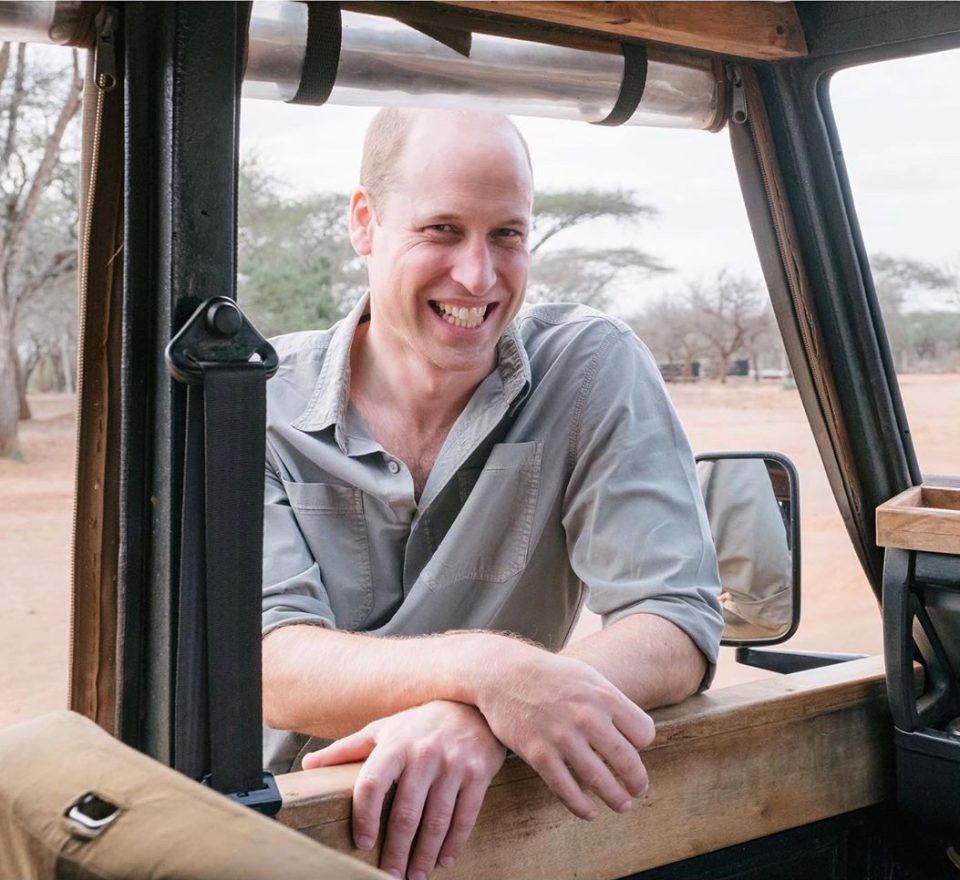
[
  {"xmin": 484, "ymin": 440, "xmax": 542, "ymax": 470},
  {"xmin": 458, "ymin": 441, "xmax": 542, "ymax": 502},
  {"xmin": 282, "ymin": 480, "xmax": 363, "ymax": 515},
  {"xmin": 279, "ymin": 480, "xmax": 372, "ymax": 629}
]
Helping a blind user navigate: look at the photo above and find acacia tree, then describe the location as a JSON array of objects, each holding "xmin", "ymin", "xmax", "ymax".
[
  {"xmin": 526, "ymin": 189, "xmax": 668, "ymax": 311},
  {"xmin": 0, "ymin": 44, "xmax": 82, "ymax": 458},
  {"xmin": 527, "ymin": 246, "xmax": 667, "ymax": 311},
  {"xmin": 529, "ymin": 189, "xmax": 657, "ymax": 256}
]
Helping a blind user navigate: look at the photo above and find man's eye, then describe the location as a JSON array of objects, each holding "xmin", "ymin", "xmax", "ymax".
[
  {"xmin": 426, "ymin": 224, "xmax": 455, "ymax": 234},
  {"xmin": 494, "ymin": 228, "xmax": 525, "ymax": 242}
]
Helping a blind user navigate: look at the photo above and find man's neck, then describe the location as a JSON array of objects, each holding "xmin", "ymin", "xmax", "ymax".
[{"xmin": 350, "ymin": 322, "xmax": 493, "ymax": 435}]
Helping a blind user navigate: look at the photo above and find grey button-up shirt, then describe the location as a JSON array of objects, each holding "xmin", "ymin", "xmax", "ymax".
[{"xmin": 262, "ymin": 295, "xmax": 723, "ymax": 772}]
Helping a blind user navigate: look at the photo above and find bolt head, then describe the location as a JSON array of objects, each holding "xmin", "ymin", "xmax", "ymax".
[{"xmin": 206, "ymin": 301, "xmax": 242, "ymax": 338}]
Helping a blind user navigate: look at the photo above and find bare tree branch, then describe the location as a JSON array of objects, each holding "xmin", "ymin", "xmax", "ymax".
[
  {"xmin": 685, "ymin": 273, "xmax": 766, "ymax": 381},
  {"xmin": 0, "ymin": 43, "xmax": 11, "ymax": 93},
  {"xmin": 4, "ymin": 60, "xmax": 82, "ymax": 290},
  {"xmin": 14, "ymin": 247, "xmax": 76, "ymax": 307},
  {"xmin": 0, "ymin": 44, "xmax": 27, "ymax": 180}
]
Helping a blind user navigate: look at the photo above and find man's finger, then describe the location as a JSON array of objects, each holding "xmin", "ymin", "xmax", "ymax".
[
  {"xmin": 437, "ymin": 777, "xmax": 489, "ymax": 869},
  {"xmin": 589, "ymin": 723, "xmax": 649, "ymax": 799},
  {"xmin": 531, "ymin": 752, "xmax": 597, "ymax": 820},
  {"xmin": 566, "ymin": 745, "xmax": 633, "ymax": 813},
  {"xmin": 613, "ymin": 703, "xmax": 656, "ymax": 753},
  {"xmin": 406, "ymin": 773, "xmax": 462, "ymax": 880},
  {"xmin": 351, "ymin": 747, "xmax": 405, "ymax": 853},
  {"xmin": 379, "ymin": 758, "xmax": 435, "ymax": 879},
  {"xmin": 302, "ymin": 728, "xmax": 376, "ymax": 770}
]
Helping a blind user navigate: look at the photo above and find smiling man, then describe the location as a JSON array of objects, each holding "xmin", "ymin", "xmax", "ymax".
[{"xmin": 260, "ymin": 108, "xmax": 723, "ymax": 880}]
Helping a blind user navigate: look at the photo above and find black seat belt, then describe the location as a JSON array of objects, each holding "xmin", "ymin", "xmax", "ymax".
[{"xmin": 165, "ymin": 296, "xmax": 280, "ymax": 814}]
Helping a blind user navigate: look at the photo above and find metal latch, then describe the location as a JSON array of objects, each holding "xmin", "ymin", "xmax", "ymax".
[
  {"xmin": 65, "ymin": 792, "xmax": 121, "ymax": 840},
  {"xmin": 164, "ymin": 296, "xmax": 279, "ymax": 385},
  {"xmin": 730, "ymin": 64, "xmax": 748, "ymax": 125},
  {"xmin": 94, "ymin": 7, "xmax": 118, "ymax": 92}
]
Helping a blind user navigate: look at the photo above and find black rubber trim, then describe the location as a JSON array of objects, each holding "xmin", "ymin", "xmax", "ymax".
[
  {"xmin": 289, "ymin": 2, "xmax": 342, "ymax": 106},
  {"xmin": 593, "ymin": 42, "xmax": 647, "ymax": 126}
]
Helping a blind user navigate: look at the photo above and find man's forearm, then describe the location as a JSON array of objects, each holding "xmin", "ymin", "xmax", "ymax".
[
  {"xmin": 270, "ymin": 619, "xmax": 662, "ymax": 830},
  {"xmin": 262, "ymin": 624, "xmax": 509, "ymax": 738},
  {"xmin": 562, "ymin": 613, "xmax": 707, "ymax": 709}
]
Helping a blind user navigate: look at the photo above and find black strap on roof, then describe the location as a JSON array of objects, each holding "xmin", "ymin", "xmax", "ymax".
[
  {"xmin": 593, "ymin": 42, "xmax": 647, "ymax": 127},
  {"xmin": 289, "ymin": 2, "xmax": 342, "ymax": 106}
]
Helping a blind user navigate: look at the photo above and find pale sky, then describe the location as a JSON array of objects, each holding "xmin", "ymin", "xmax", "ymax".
[{"xmin": 239, "ymin": 46, "xmax": 959, "ymax": 319}]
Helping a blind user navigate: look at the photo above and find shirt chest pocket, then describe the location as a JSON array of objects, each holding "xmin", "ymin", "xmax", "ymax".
[
  {"xmin": 282, "ymin": 480, "xmax": 373, "ymax": 630},
  {"xmin": 427, "ymin": 441, "xmax": 543, "ymax": 586}
]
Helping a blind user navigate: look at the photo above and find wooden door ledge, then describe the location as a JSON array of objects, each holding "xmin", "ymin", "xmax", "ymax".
[{"xmin": 277, "ymin": 656, "xmax": 894, "ymax": 880}]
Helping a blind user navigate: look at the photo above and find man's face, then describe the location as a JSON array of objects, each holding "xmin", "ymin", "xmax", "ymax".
[{"xmin": 351, "ymin": 113, "xmax": 533, "ymax": 378}]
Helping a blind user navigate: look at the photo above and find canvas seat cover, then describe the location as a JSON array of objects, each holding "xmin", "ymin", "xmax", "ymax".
[{"xmin": 0, "ymin": 710, "xmax": 384, "ymax": 880}]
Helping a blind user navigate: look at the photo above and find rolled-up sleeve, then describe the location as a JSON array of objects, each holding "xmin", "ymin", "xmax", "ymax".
[
  {"xmin": 262, "ymin": 454, "xmax": 337, "ymax": 636},
  {"xmin": 561, "ymin": 329, "xmax": 724, "ymax": 679}
]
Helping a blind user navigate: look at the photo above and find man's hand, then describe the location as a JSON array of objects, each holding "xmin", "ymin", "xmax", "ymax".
[
  {"xmin": 302, "ymin": 701, "xmax": 506, "ymax": 880},
  {"xmin": 474, "ymin": 641, "xmax": 655, "ymax": 820}
]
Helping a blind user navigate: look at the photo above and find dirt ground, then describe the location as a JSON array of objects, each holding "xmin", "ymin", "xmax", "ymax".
[
  {"xmin": 1, "ymin": 394, "xmax": 76, "ymax": 727},
  {"xmin": 2, "ymin": 376, "xmax": 959, "ymax": 726}
]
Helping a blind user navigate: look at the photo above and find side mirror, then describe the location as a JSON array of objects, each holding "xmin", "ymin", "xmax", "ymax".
[{"xmin": 696, "ymin": 452, "xmax": 800, "ymax": 647}]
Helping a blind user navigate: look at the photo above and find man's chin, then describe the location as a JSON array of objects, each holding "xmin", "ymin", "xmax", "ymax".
[{"xmin": 423, "ymin": 341, "xmax": 498, "ymax": 376}]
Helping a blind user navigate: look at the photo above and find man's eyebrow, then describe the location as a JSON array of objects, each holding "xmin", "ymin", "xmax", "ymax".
[
  {"xmin": 417, "ymin": 212, "xmax": 461, "ymax": 225},
  {"xmin": 416, "ymin": 212, "xmax": 530, "ymax": 228}
]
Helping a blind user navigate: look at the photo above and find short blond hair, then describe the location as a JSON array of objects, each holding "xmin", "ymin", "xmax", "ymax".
[
  {"xmin": 360, "ymin": 107, "xmax": 533, "ymax": 214},
  {"xmin": 360, "ymin": 107, "xmax": 408, "ymax": 214}
]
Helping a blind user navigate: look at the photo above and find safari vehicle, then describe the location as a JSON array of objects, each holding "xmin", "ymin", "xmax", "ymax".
[{"xmin": 3, "ymin": 1, "xmax": 960, "ymax": 878}]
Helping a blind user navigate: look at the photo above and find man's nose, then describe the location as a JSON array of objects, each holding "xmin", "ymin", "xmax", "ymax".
[{"xmin": 449, "ymin": 238, "xmax": 497, "ymax": 297}]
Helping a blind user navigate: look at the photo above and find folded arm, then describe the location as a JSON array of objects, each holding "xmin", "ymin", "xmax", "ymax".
[
  {"xmin": 264, "ymin": 623, "xmax": 656, "ymax": 879},
  {"xmin": 262, "ymin": 624, "xmax": 486, "ymax": 739}
]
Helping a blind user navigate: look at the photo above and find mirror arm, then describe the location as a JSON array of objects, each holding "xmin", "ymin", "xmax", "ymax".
[{"xmin": 736, "ymin": 646, "xmax": 868, "ymax": 674}]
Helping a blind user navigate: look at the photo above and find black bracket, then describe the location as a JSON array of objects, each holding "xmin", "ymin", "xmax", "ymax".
[
  {"xmin": 883, "ymin": 546, "xmax": 960, "ymax": 830},
  {"xmin": 202, "ymin": 771, "xmax": 282, "ymax": 818},
  {"xmin": 736, "ymin": 646, "xmax": 866, "ymax": 674},
  {"xmin": 164, "ymin": 296, "xmax": 278, "ymax": 384}
]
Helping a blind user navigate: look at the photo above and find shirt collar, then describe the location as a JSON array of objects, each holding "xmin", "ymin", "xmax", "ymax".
[
  {"xmin": 291, "ymin": 293, "xmax": 369, "ymax": 450},
  {"xmin": 496, "ymin": 315, "xmax": 532, "ymax": 413},
  {"xmin": 291, "ymin": 293, "xmax": 532, "ymax": 451}
]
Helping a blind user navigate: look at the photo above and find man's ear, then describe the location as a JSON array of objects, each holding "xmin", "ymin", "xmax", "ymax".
[{"xmin": 349, "ymin": 188, "xmax": 375, "ymax": 257}]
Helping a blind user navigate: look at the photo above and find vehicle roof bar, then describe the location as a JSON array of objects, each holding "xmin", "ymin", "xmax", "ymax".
[{"xmin": 244, "ymin": 3, "xmax": 726, "ymax": 130}]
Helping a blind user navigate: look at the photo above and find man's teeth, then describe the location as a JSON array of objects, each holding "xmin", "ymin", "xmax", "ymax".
[{"xmin": 434, "ymin": 302, "xmax": 488, "ymax": 329}]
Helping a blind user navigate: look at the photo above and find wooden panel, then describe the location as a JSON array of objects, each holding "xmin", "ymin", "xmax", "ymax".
[
  {"xmin": 877, "ymin": 485, "xmax": 960, "ymax": 555},
  {"xmin": 277, "ymin": 657, "xmax": 893, "ymax": 878},
  {"xmin": 70, "ymin": 51, "xmax": 124, "ymax": 734},
  {"xmin": 438, "ymin": 2, "xmax": 808, "ymax": 60},
  {"xmin": 340, "ymin": 2, "xmax": 625, "ymax": 55}
]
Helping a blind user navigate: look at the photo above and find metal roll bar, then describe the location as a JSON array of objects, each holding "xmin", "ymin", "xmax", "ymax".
[
  {"xmin": 245, "ymin": 3, "xmax": 725, "ymax": 130},
  {"xmin": 0, "ymin": 1, "xmax": 84, "ymax": 44},
  {"xmin": 0, "ymin": 2, "xmax": 726, "ymax": 129}
]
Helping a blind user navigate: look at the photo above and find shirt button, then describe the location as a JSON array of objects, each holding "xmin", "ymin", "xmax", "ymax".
[{"xmin": 387, "ymin": 459, "xmax": 401, "ymax": 474}]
